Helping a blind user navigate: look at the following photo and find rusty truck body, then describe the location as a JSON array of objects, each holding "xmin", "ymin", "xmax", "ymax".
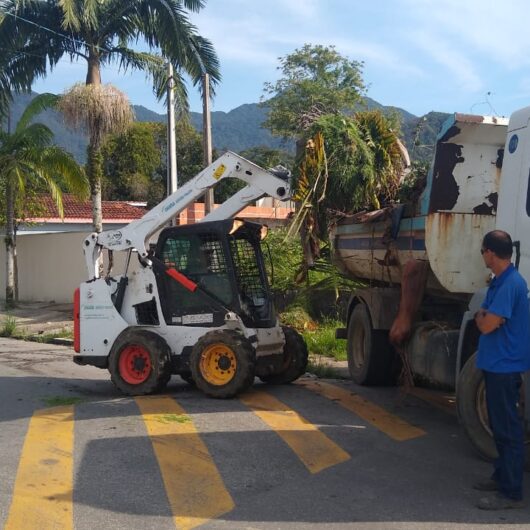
[{"xmin": 332, "ymin": 109, "xmax": 530, "ymax": 459}]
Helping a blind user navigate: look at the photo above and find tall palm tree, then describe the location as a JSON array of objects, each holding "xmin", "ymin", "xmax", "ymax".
[
  {"xmin": 0, "ymin": 0, "xmax": 220, "ymax": 231},
  {"xmin": 0, "ymin": 93, "xmax": 88, "ymax": 307}
]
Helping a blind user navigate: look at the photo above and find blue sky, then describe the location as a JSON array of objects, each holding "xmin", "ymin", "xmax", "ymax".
[{"xmin": 33, "ymin": 0, "xmax": 530, "ymax": 119}]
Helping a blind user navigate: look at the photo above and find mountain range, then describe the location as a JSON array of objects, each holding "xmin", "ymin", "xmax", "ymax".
[{"xmin": 5, "ymin": 92, "xmax": 450, "ymax": 164}]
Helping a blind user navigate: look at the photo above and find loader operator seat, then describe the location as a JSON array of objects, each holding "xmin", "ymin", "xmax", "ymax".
[{"xmin": 186, "ymin": 242, "xmax": 232, "ymax": 306}]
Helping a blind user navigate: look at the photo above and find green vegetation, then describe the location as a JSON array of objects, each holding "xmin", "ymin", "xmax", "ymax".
[
  {"xmin": 101, "ymin": 119, "xmax": 211, "ymax": 207},
  {"xmin": 42, "ymin": 396, "xmax": 84, "ymax": 407},
  {"xmin": 102, "ymin": 122, "xmax": 163, "ymax": 202},
  {"xmin": 263, "ymin": 44, "xmax": 365, "ymax": 139},
  {"xmin": 291, "ymin": 110, "xmax": 408, "ymax": 245},
  {"xmin": 278, "ymin": 305, "xmax": 316, "ymax": 331},
  {"xmin": 240, "ymin": 146, "xmax": 294, "ymax": 170},
  {"xmin": 0, "ymin": 315, "xmax": 18, "ymax": 337},
  {"xmin": 301, "ymin": 319, "xmax": 346, "ymax": 361},
  {"xmin": 0, "ymin": 94, "xmax": 88, "ymax": 307}
]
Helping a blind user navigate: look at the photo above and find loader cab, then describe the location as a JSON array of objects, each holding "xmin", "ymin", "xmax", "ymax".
[{"xmin": 154, "ymin": 219, "xmax": 276, "ymax": 329}]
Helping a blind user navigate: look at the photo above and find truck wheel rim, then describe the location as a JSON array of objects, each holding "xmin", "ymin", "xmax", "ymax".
[
  {"xmin": 119, "ymin": 345, "xmax": 152, "ymax": 385},
  {"xmin": 476, "ymin": 380, "xmax": 493, "ymax": 437},
  {"xmin": 200, "ymin": 343, "xmax": 237, "ymax": 386},
  {"xmin": 476, "ymin": 378, "xmax": 525, "ymax": 439},
  {"xmin": 352, "ymin": 321, "xmax": 365, "ymax": 368}
]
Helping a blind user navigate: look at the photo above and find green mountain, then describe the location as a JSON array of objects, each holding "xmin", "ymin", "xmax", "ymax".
[{"xmin": 4, "ymin": 92, "xmax": 449, "ymax": 164}]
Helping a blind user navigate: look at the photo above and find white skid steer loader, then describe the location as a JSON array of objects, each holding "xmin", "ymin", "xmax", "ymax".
[{"xmin": 73, "ymin": 152, "xmax": 308, "ymax": 398}]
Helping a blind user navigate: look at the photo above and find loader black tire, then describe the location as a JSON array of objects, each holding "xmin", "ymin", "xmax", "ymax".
[
  {"xmin": 347, "ymin": 303, "xmax": 395, "ymax": 385},
  {"xmin": 190, "ymin": 330, "xmax": 256, "ymax": 399},
  {"xmin": 456, "ymin": 353, "xmax": 497, "ymax": 460},
  {"xmin": 259, "ymin": 326, "xmax": 308, "ymax": 384},
  {"xmin": 108, "ymin": 329, "xmax": 171, "ymax": 396}
]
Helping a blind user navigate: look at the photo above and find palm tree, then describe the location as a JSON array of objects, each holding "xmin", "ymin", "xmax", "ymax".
[
  {"xmin": 0, "ymin": 93, "xmax": 88, "ymax": 307},
  {"xmin": 0, "ymin": 0, "xmax": 220, "ymax": 231},
  {"xmin": 58, "ymin": 82, "xmax": 134, "ymax": 232}
]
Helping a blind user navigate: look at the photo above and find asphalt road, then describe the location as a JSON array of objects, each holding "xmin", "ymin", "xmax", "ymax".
[{"xmin": 1, "ymin": 337, "xmax": 529, "ymax": 530}]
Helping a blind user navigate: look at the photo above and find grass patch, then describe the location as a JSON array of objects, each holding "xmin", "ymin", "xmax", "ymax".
[
  {"xmin": 156, "ymin": 413, "xmax": 192, "ymax": 424},
  {"xmin": 301, "ymin": 319, "xmax": 347, "ymax": 361},
  {"xmin": 0, "ymin": 315, "xmax": 18, "ymax": 337},
  {"xmin": 43, "ymin": 396, "xmax": 84, "ymax": 407}
]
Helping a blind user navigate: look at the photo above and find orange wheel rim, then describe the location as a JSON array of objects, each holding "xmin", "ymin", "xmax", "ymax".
[
  {"xmin": 199, "ymin": 343, "xmax": 237, "ymax": 386},
  {"xmin": 119, "ymin": 345, "xmax": 152, "ymax": 384}
]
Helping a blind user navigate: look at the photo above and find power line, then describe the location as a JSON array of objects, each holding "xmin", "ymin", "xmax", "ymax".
[
  {"xmin": 0, "ymin": 46, "xmax": 131, "ymax": 76},
  {"xmin": 2, "ymin": 10, "xmax": 109, "ymax": 54}
]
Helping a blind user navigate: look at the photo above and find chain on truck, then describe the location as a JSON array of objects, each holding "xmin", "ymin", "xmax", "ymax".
[
  {"xmin": 333, "ymin": 107, "xmax": 530, "ymax": 460},
  {"xmin": 73, "ymin": 152, "xmax": 308, "ymax": 399}
]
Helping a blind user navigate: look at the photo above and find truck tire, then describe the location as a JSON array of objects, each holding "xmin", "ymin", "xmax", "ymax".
[
  {"xmin": 457, "ymin": 354, "xmax": 530, "ymax": 469},
  {"xmin": 347, "ymin": 303, "xmax": 395, "ymax": 385},
  {"xmin": 259, "ymin": 326, "xmax": 308, "ymax": 384},
  {"xmin": 190, "ymin": 330, "xmax": 256, "ymax": 398},
  {"xmin": 456, "ymin": 353, "xmax": 497, "ymax": 460},
  {"xmin": 108, "ymin": 329, "xmax": 172, "ymax": 396}
]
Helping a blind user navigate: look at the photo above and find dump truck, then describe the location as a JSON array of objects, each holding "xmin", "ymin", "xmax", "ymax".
[{"xmin": 332, "ymin": 108, "xmax": 530, "ymax": 459}]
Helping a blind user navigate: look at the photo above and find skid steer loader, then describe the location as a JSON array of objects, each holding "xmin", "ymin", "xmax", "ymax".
[{"xmin": 74, "ymin": 152, "xmax": 308, "ymax": 398}]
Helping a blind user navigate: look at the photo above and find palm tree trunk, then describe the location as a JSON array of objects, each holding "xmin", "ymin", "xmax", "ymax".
[
  {"xmin": 86, "ymin": 51, "xmax": 102, "ymax": 85},
  {"xmin": 14, "ymin": 227, "xmax": 18, "ymax": 302},
  {"xmin": 86, "ymin": 51, "xmax": 103, "ymax": 233},
  {"xmin": 87, "ymin": 142, "xmax": 103, "ymax": 233},
  {"xmin": 5, "ymin": 179, "xmax": 16, "ymax": 308}
]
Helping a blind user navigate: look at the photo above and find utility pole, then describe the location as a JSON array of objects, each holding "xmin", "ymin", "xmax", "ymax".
[
  {"xmin": 167, "ymin": 63, "xmax": 177, "ymax": 197},
  {"xmin": 203, "ymin": 73, "xmax": 214, "ymax": 214}
]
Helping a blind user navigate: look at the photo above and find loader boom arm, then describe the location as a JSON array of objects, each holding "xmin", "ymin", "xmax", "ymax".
[{"xmin": 83, "ymin": 151, "xmax": 291, "ymax": 279}]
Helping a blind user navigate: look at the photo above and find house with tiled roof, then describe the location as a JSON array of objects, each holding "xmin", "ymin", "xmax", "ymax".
[{"xmin": 20, "ymin": 194, "xmax": 146, "ymax": 234}]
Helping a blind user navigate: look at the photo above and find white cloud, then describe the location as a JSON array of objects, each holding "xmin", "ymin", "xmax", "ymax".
[
  {"xmin": 269, "ymin": 0, "xmax": 320, "ymax": 19},
  {"xmin": 331, "ymin": 38, "xmax": 426, "ymax": 78},
  {"xmin": 408, "ymin": 30, "xmax": 483, "ymax": 92},
  {"xmin": 401, "ymin": 0, "xmax": 530, "ymax": 67}
]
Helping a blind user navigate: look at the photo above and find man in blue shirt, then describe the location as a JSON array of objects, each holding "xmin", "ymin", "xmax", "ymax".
[{"xmin": 474, "ymin": 230, "xmax": 530, "ymax": 510}]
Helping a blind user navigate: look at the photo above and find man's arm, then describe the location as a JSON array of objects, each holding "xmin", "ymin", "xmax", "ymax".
[{"xmin": 475, "ymin": 309, "xmax": 505, "ymax": 334}]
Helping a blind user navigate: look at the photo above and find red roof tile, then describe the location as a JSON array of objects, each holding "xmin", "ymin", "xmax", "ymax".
[{"xmin": 27, "ymin": 194, "xmax": 146, "ymax": 223}]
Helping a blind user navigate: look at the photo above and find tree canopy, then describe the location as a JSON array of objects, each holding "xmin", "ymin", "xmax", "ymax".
[
  {"xmin": 100, "ymin": 119, "xmax": 208, "ymax": 207},
  {"xmin": 0, "ymin": 0, "xmax": 220, "ymax": 112},
  {"xmin": 0, "ymin": 93, "xmax": 87, "ymax": 305},
  {"xmin": 262, "ymin": 44, "xmax": 365, "ymax": 139}
]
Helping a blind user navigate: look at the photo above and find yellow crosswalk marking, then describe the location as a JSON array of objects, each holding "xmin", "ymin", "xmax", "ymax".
[
  {"xmin": 297, "ymin": 380, "xmax": 426, "ymax": 442},
  {"xmin": 5, "ymin": 406, "xmax": 74, "ymax": 530},
  {"xmin": 240, "ymin": 390, "xmax": 350, "ymax": 473},
  {"xmin": 135, "ymin": 396, "xmax": 234, "ymax": 530}
]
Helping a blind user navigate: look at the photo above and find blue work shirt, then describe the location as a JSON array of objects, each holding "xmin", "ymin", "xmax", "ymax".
[{"xmin": 477, "ymin": 264, "xmax": 530, "ymax": 373}]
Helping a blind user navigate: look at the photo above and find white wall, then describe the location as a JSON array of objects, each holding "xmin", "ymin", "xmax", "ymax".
[{"xmin": 0, "ymin": 232, "xmax": 128, "ymax": 303}]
